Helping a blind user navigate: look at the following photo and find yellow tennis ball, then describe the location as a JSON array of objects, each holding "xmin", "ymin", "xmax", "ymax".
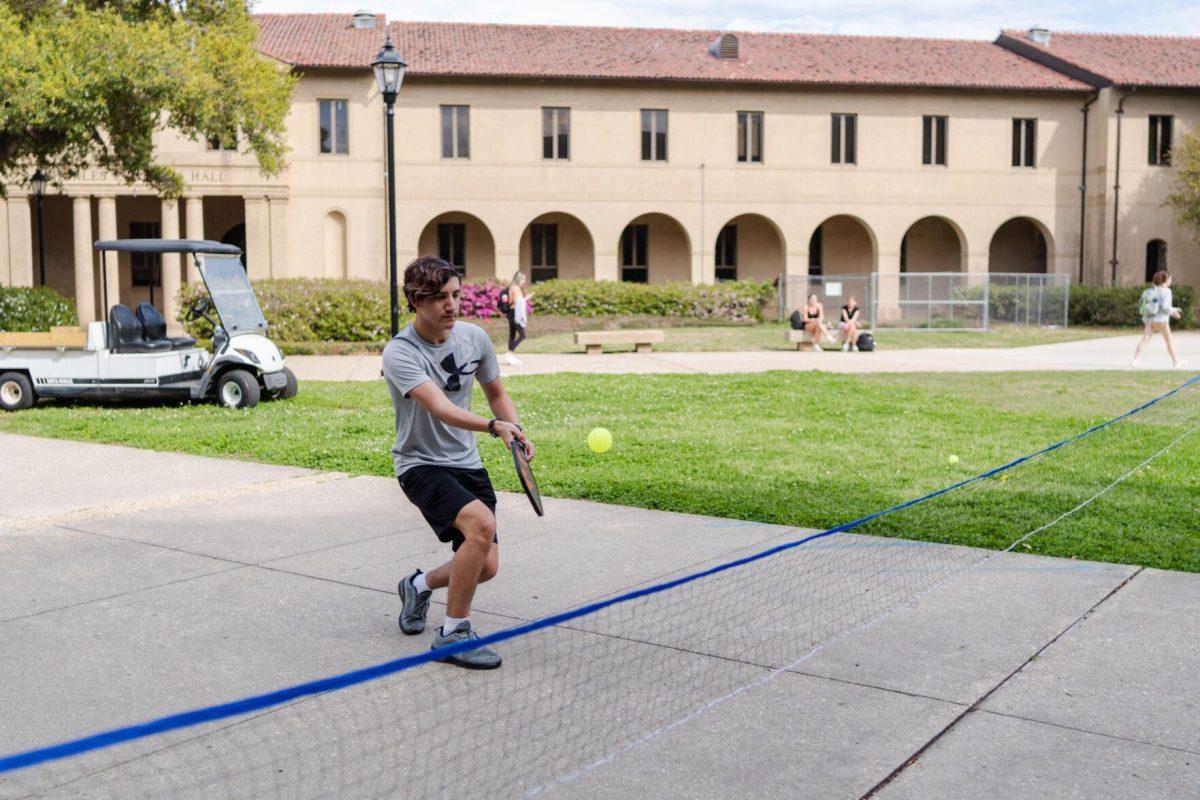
[
  {"xmin": 588, "ymin": 428, "xmax": 613, "ymax": 453},
  {"xmin": 948, "ymin": 454, "xmax": 960, "ymax": 465}
]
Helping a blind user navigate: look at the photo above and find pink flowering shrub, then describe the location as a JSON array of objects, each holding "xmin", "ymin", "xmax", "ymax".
[{"xmin": 458, "ymin": 280, "xmax": 535, "ymax": 320}]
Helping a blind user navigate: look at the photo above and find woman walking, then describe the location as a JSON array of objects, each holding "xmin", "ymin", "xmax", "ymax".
[
  {"xmin": 502, "ymin": 272, "xmax": 533, "ymax": 366},
  {"xmin": 1132, "ymin": 270, "xmax": 1185, "ymax": 369}
]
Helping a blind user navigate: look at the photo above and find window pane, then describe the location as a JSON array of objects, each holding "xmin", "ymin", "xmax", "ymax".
[
  {"xmin": 438, "ymin": 224, "xmax": 451, "ymax": 262},
  {"xmin": 844, "ymin": 115, "xmax": 856, "ymax": 164},
  {"xmin": 656, "ymin": 110, "xmax": 668, "ymax": 161},
  {"xmin": 453, "ymin": 224, "xmax": 465, "ymax": 268},
  {"xmin": 545, "ymin": 224, "xmax": 558, "ymax": 266},
  {"xmin": 922, "ymin": 116, "xmax": 932, "ymax": 165},
  {"xmin": 1163, "ymin": 116, "xmax": 1173, "ymax": 164},
  {"xmin": 1024, "ymin": 119, "xmax": 1035, "ymax": 167},
  {"xmin": 335, "ymin": 101, "xmax": 348, "ymax": 154},
  {"xmin": 621, "ymin": 226, "xmax": 633, "ymax": 266},
  {"xmin": 457, "ymin": 107, "xmax": 469, "ymax": 158},
  {"xmin": 752, "ymin": 113, "xmax": 763, "ymax": 162},
  {"xmin": 558, "ymin": 109, "xmax": 570, "ymax": 159},
  {"xmin": 641, "ymin": 110, "xmax": 652, "ymax": 160},
  {"xmin": 319, "ymin": 101, "xmax": 332, "ymax": 154},
  {"xmin": 935, "ymin": 116, "xmax": 946, "ymax": 165},
  {"xmin": 531, "ymin": 225, "xmax": 544, "ymax": 266},
  {"xmin": 441, "ymin": 106, "xmax": 453, "ymax": 158},
  {"xmin": 543, "ymin": 108, "xmax": 554, "ymax": 159},
  {"xmin": 831, "ymin": 115, "xmax": 841, "ymax": 163},
  {"xmin": 1012, "ymin": 119, "xmax": 1021, "ymax": 166},
  {"xmin": 737, "ymin": 112, "xmax": 747, "ymax": 162},
  {"xmin": 635, "ymin": 225, "xmax": 648, "ymax": 266}
]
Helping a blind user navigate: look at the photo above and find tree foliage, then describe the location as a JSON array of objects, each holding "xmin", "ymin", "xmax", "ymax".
[
  {"xmin": 1167, "ymin": 128, "xmax": 1200, "ymax": 237},
  {"xmin": 0, "ymin": 0, "xmax": 295, "ymax": 197}
]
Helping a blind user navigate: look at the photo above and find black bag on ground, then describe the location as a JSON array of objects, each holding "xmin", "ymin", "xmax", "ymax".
[
  {"xmin": 789, "ymin": 309, "xmax": 805, "ymax": 330},
  {"xmin": 856, "ymin": 332, "xmax": 876, "ymax": 351}
]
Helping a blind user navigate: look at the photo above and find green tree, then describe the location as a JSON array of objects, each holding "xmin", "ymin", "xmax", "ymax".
[
  {"xmin": 1168, "ymin": 128, "xmax": 1200, "ymax": 235},
  {"xmin": 0, "ymin": 0, "xmax": 294, "ymax": 198}
]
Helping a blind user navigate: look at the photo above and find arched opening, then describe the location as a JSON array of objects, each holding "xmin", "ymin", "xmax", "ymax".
[
  {"xmin": 899, "ymin": 216, "xmax": 965, "ymax": 273},
  {"xmin": 713, "ymin": 213, "xmax": 785, "ymax": 282},
  {"xmin": 323, "ymin": 211, "xmax": 348, "ymax": 279},
  {"xmin": 517, "ymin": 212, "xmax": 594, "ymax": 282},
  {"xmin": 988, "ymin": 218, "xmax": 1049, "ymax": 273},
  {"xmin": 220, "ymin": 223, "xmax": 247, "ymax": 270},
  {"xmin": 1146, "ymin": 239, "xmax": 1167, "ymax": 282},
  {"xmin": 617, "ymin": 213, "xmax": 690, "ymax": 284},
  {"xmin": 808, "ymin": 215, "xmax": 876, "ymax": 276},
  {"xmin": 417, "ymin": 212, "xmax": 495, "ymax": 280}
]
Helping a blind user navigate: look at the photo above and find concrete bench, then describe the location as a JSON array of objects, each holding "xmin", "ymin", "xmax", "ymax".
[
  {"xmin": 786, "ymin": 328, "xmax": 871, "ymax": 351},
  {"xmin": 574, "ymin": 329, "xmax": 665, "ymax": 355}
]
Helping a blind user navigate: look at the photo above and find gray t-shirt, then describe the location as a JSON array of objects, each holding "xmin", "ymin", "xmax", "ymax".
[{"xmin": 382, "ymin": 321, "xmax": 500, "ymax": 477}]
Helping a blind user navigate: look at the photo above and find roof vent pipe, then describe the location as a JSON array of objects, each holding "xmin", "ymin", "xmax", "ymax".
[
  {"xmin": 1027, "ymin": 26, "xmax": 1051, "ymax": 45},
  {"xmin": 352, "ymin": 10, "xmax": 376, "ymax": 29},
  {"xmin": 709, "ymin": 33, "xmax": 739, "ymax": 59}
]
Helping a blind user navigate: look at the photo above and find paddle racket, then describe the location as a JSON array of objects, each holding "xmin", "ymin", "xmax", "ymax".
[{"xmin": 510, "ymin": 439, "xmax": 544, "ymax": 517}]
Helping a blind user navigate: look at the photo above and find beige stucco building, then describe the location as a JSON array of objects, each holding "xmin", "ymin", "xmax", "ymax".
[{"xmin": 1, "ymin": 16, "xmax": 1197, "ymax": 327}]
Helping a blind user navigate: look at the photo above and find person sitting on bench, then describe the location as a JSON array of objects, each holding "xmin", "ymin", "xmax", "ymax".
[{"xmin": 839, "ymin": 295, "xmax": 862, "ymax": 352}]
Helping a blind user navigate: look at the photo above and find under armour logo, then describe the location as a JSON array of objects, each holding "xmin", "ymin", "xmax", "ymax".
[{"xmin": 440, "ymin": 353, "xmax": 480, "ymax": 391}]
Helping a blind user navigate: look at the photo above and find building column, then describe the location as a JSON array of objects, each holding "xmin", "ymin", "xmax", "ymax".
[
  {"xmin": 244, "ymin": 196, "xmax": 271, "ymax": 280},
  {"xmin": 875, "ymin": 249, "xmax": 902, "ymax": 325},
  {"xmin": 184, "ymin": 195, "xmax": 204, "ymax": 283},
  {"xmin": 494, "ymin": 248, "xmax": 518, "ymax": 282},
  {"xmin": 72, "ymin": 196, "xmax": 96, "ymax": 324},
  {"xmin": 268, "ymin": 197, "xmax": 289, "ymax": 279},
  {"xmin": 160, "ymin": 198, "xmax": 182, "ymax": 332},
  {"xmin": 0, "ymin": 198, "xmax": 9, "ymax": 286},
  {"xmin": 7, "ymin": 196, "xmax": 34, "ymax": 287},
  {"xmin": 97, "ymin": 195, "xmax": 119, "ymax": 310}
]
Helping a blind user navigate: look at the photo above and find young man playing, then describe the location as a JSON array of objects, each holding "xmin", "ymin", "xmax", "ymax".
[{"xmin": 384, "ymin": 256, "xmax": 534, "ymax": 670}]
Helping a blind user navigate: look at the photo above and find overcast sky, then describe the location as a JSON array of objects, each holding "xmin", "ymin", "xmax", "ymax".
[{"xmin": 250, "ymin": 0, "xmax": 1200, "ymax": 38}]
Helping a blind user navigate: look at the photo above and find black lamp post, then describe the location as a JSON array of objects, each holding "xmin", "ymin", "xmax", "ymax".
[
  {"xmin": 29, "ymin": 169, "xmax": 47, "ymax": 287},
  {"xmin": 372, "ymin": 34, "xmax": 407, "ymax": 337}
]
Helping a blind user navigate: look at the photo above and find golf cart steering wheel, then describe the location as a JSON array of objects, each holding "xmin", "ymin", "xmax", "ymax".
[{"xmin": 186, "ymin": 296, "xmax": 212, "ymax": 321}]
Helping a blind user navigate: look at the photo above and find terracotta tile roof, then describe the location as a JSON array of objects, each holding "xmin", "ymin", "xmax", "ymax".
[
  {"xmin": 254, "ymin": 15, "xmax": 1088, "ymax": 92},
  {"xmin": 997, "ymin": 29, "xmax": 1200, "ymax": 88}
]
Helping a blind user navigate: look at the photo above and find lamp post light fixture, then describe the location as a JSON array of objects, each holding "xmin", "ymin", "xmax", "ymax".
[
  {"xmin": 29, "ymin": 169, "xmax": 48, "ymax": 287},
  {"xmin": 372, "ymin": 33, "xmax": 407, "ymax": 337}
]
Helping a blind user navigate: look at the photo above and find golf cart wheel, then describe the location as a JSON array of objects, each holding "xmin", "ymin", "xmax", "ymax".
[
  {"xmin": 216, "ymin": 370, "xmax": 260, "ymax": 410},
  {"xmin": 0, "ymin": 372, "xmax": 36, "ymax": 411},
  {"xmin": 278, "ymin": 367, "xmax": 298, "ymax": 400}
]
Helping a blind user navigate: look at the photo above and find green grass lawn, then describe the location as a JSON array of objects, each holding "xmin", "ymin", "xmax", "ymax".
[
  {"xmin": 273, "ymin": 323, "xmax": 1127, "ymax": 356},
  {"xmin": 2, "ymin": 372, "xmax": 1195, "ymax": 572}
]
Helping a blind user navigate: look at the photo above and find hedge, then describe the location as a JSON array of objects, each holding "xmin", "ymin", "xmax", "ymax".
[
  {"xmin": 1069, "ymin": 284, "xmax": 1196, "ymax": 329},
  {"xmin": 0, "ymin": 286, "xmax": 78, "ymax": 331},
  {"xmin": 178, "ymin": 278, "xmax": 775, "ymax": 341}
]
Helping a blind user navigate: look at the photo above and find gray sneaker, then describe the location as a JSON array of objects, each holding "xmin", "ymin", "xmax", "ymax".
[
  {"xmin": 431, "ymin": 621, "xmax": 502, "ymax": 670},
  {"xmin": 398, "ymin": 570, "xmax": 432, "ymax": 635}
]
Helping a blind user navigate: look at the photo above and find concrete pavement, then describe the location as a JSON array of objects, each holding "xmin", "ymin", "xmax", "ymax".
[
  {"xmin": 1, "ymin": 432, "xmax": 1196, "ymax": 799},
  {"xmin": 286, "ymin": 331, "xmax": 1200, "ymax": 381}
]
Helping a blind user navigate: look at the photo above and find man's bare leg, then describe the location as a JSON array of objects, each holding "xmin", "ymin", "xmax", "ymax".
[{"xmin": 424, "ymin": 500, "xmax": 497, "ymax": 617}]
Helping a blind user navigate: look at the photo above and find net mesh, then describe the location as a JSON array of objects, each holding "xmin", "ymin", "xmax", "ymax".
[{"xmin": 4, "ymin": 377, "xmax": 1198, "ymax": 800}]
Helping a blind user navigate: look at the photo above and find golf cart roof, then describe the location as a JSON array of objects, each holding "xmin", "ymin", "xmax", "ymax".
[{"xmin": 93, "ymin": 239, "xmax": 243, "ymax": 256}]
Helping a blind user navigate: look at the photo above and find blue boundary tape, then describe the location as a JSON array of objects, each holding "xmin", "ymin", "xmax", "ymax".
[{"xmin": 2, "ymin": 373, "xmax": 1196, "ymax": 775}]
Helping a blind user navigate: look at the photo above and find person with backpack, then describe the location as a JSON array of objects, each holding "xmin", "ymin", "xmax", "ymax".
[
  {"xmin": 1132, "ymin": 270, "xmax": 1185, "ymax": 369},
  {"xmin": 499, "ymin": 272, "xmax": 533, "ymax": 365}
]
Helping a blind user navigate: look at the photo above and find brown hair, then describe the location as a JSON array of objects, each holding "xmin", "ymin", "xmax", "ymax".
[
  {"xmin": 403, "ymin": 256, "xmax": 460, "ymax": 311},
  {"xmin": 1152, "ymin": 270, "xmax": 1171, "ymax": 286}
]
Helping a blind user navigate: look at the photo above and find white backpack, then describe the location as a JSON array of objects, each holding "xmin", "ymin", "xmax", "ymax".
[{"xmin": 1139, "ymin": 287, "xmax": 1163, "ymax": 319}]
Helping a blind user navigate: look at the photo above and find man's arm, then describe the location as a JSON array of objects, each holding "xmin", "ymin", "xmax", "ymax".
[
  {"xmin": 407, "ymin": 380, "xmax": 532, "ymax": 457},
  {"xmin": 482, "ymin": 377, "xmax": 535, "ymax": 460}
]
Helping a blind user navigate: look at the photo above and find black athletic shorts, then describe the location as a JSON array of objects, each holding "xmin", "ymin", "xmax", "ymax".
[{"xmin": 398, "ymin": 465, "xmax": 498, "ymax": 552}]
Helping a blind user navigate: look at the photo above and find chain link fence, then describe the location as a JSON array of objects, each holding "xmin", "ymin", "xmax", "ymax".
[{"xmin": 777, "ymin": 272, "xmax": 1070, "ymax": 331}]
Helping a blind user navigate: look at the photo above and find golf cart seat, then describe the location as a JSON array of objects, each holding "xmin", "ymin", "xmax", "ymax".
[
  {"xmin": 136, "ymin": 303, "xmax": 196, "ymax": 349},
  {"xmin": 108, "ymin": 305, "xmax": 172, "ymax": 353}
]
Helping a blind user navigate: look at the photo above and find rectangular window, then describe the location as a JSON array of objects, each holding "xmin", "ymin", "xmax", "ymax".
[
  {"xmin": 832, "ymin": 113, "xmax": 857, "ymax": 164},
  {"xmin": 620, "ymin": 224, "xmax": 648, "ymax": 283},
  {"xmin": 1012, "ymin": 118, "xmax": 1037, "ymax": 167},
  {"xmin": 922, "ymin": 115, "xmax": 947, "ymax": 166},
  {"xmin": 737, "ymin": 111, "xmax": 763, "ymax": 163},
  {"xmin": 437, "ymin": 223, "xmax": 466, "ymax": 278},
  {"xmin": 440, "ymin": 105, "xmax": 469, "ymax": 159},
  {"xmin": 129, "ymin": 222, "xmax": 161, "ymax": 287},
  {"xmin": 542, "ymin": 107, "xmax": 570, "ymax": 159},
  {"xmin": 641, "ymin": 109, "xmax": 668, "ymax": 161},
  {"xmin": 530, "ymin": 223, "xmax": 558, "ymax": 282},
  {"xmin": 1149, "ymin": 115, "xmax": 1173, "ymax": 166},
  {"xmin": 715, "ymin": 225, "xmax": 737, "ymax": 281},
  {"xmin": 319, "ymin": 99, "xmax": 349, "ymax": 155}
]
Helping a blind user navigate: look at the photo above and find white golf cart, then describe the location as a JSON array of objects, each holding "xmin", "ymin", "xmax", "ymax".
[{"xmin": 0, "ymin": 239, "xmax": 297, "ymax": 412}]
